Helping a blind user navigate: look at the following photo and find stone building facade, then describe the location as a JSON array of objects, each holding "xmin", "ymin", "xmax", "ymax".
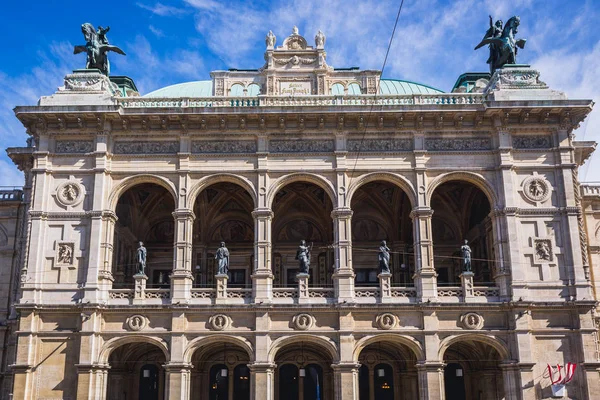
[{"xmin": 3, "ymin": 27, "xmax": 600, "ymax": 399}]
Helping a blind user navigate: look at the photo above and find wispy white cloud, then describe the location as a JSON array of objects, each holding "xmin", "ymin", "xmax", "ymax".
[
  {"xmin": 149, "ymin": 25, "xmax": 165, "ymax": 38},
  {"xmin": 136, "ymin": 2, "xmax": 186, "ymax": 17}
]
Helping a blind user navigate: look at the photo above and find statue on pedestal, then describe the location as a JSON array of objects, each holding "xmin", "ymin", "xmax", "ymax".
[
  {"xmin": 460, "ymin": 240, "xmax": 472, "ymax": 272},
  {"xmin": 295, "ymin": 240, "xmax": 312, "ymax": 274},
  {"xmin": 315, "ymin": 30, "xmax": 325, "ymax": 48},
  {"xmin": 136, "ymin": 241, "xmax": 147, "ymax": 275},
  {"xmin": 266, "ymin": 30, "xmax": 276, "ymax": 48},
  {"xmin": 74, "ymin": 23, "xmax": 126, "ymax": 76},
  {"xmin": 474, "ymin": 15, "xmax": 526, "ymax": 74},
  {"xmin": 215, "ymin": 242, "xmax": 229, "ymax": 275},
  {"xmin": 378, "ymin": 240, "xmax": 391, "ymax": 274}
]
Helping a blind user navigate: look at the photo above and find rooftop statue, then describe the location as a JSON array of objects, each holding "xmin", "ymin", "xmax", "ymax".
[
  {"xmin": 266, "ymin": 30, "xmax": 276, "ymax": 48},
  {"xmin": 315, "ymin": 30, "xmax": 325, "ymax": 48},
  {"xmin": 474, "ymin": 15, "xmax": 526, "ymax": 75},
  {"xmin": 74, "ymin": 23, "xmax": 126, "ymax": 76}
]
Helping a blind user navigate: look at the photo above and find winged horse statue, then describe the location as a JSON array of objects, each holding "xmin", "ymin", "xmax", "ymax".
[
  {"xmin": 74, "ymin": 23, "xmax": 126, "ymax": 76},
  {"xmin": 475, "ymin": 16, "xmax": 526, "ymax": 75}
]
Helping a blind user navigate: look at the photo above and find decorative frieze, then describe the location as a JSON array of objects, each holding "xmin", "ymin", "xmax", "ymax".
[
  {"xmin": 113, "ymin": 141, "xmax": 179, "ymax": 154},
  {"xmin": 512, "ymin": 135, "xmax": 552, "ymax": 149},
  {"xmin": 55, "ymin": 140, "xmax": 94, "ymax": 153},
  {"xmin": 425, "ymin": 138, "xmax": 491, "ymax": 151},
  {"xmin": 269, "ymin": 139, "xmax": 333, "ymax": 153},
  {"xmin": 192, "ymin": 140, "xmax": 257, "ymax": 154},
  {"xmin": 347, "ymin": 138, "xmax": 412, "ymax": 152}
]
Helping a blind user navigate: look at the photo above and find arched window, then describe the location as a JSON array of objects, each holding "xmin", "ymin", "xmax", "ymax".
[
  {"xmin": 247, "ymin": 83, "xmax": 261, "ymax": 96},
  {"xmin": 330, "ymin": 83, "xmax": 345, "ymax": 95},
  {"xmin": 229, "ymin": 84, "xmax": 244, "ymax": 97},
  {"xmin": 347, "ymin": 82, "xmax": 362, "ymax": 94}
]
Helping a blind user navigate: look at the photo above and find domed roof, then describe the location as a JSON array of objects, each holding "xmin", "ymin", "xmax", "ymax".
[
  {"xmin": 379, "ymin": 79, "xmax": 443, "ymax": 95},
  {"xmin": 144, "ymin": 81, "xmax": 213, "ymax": 97},
  {"xmin": 142, "ymin": 78, "xmax": 443, "ymax": 97}
]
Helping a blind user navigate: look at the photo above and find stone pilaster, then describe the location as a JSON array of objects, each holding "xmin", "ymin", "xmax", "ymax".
[
  {"xmin": 489, "ymin": 209, "xmax": 511, "ymax": 298},
  {"xmin": 411, "ymin": 207, "xmax": 437, "ymax": 301},
  {"xmin": 378, "ymin": 272, "xmax": 392, "ymax": 303},
  {"xmin": 164, "ymin": 363, "xmax": 193, "ymax": 400},
  {"xmin": 332, "ymin": 362, "xmax": 360, "ymax": 400},
  {"xmin": 98, "ymin": 211, "xmax": 117, "ymax": 303},
  {"xmin": 331, "ymin": 208, "xmax": 355, "ymax": 303},
  {"xmin": 75, "ymin": 364, "xmax": 109, "ymax": 400},
  {"xmin": 460, "ymin": 271, "xmax": 474, "ymax": 302},
  {"xmin": 133, "ymin": 273, "xmax": 147, "ymax": 303},
  {"xmin": 499, "ymin": 362, "xmax": 521, "ymax": 400},
  {"xmin": 416, "ymin": 362, "xmax": 445, "ymax": 400},
  {"xmin": 249, "ymin": 362, "xmax": 276, "ymax": 400},
  {"xmin": 171, "ymin": 209, "xmax": 195, "ymax": 303},
  {"xmin": 215, "ymin": 273, "xmax": 228, "ymax": 304},
  {"xmin": 252, "ymin": 209, "xmax": 274, "ymax": 303}
]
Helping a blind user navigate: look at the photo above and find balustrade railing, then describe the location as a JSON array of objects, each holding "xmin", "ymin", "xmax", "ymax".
[{"xmin": 116, "ymin": 93, "xmax": 484, "ymax": 109}]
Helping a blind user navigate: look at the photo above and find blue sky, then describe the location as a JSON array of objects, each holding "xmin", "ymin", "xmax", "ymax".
[{"xmin": 0, "ymin": 0, "xmax": 598, "ymax": 186}]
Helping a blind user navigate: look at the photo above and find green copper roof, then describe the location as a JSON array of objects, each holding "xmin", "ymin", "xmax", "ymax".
[
  {"xmin": 144, "ymin": 81, "xmax": 213, "ymax": 97},
  {"xmin": 142, "ymin": 78, "xmax": 443, "ymax": 97},
  {"xmin": 379, "ymin": 79, "xmax": 444, "ymax": 95}
]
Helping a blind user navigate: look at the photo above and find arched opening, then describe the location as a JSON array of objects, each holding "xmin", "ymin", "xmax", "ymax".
[
  {"xmin": 191, "ymin": 342, "xmax": 251, "ymax": 400},
  {"xmin": 330, "ymin": 83, "xmax": 345, "ymax": 95},
  {"xmin": 274, "ymin": 340, "xmax": 334, "ymax": 400},
  {"xmin": 347, "ymin": 82, "xmax": 362, "ymax": 95},
  {"xmin": 107, "ymin": 342, "xmax": 167, "ymax": 400},
  {"xmin": 271, "ymin": 182, "xmax": 334, "ymax": 288},
  {"xmin": 357, "ymin": 340, "xmax": 419, "ymax": 400},
  {"xmin": 247, "ymin": 83, "xmax": 261, "ymax": 96},
  {"xmin": 230, "ymin": 83, "xmax": 244, "ymax": 96},
  {"xmin": 430, "ymin": 181, "xmax": 493, "ymax": 285},
  {"xmin": 192, "ymin": 182, "xmax": 255, "ymax": 288},
  {"xmin": 351, "ymin": 181, "xmax": 413, "ymax": 287},
  {"xmin": 113, "ymin": 183, "xmax": 175, "ymax": 288},
  {"xmin": 443, "ymin": 340, "xmax": 505, "ymax": 400}
]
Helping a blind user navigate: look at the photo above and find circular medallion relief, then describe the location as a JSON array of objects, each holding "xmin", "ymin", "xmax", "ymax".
[
  {"xmin": 209, "ymin": 314, "xmax": 231, "ymax": 331},
  {"xmin": 376, "ymin": 313, "xmax": 397, "ymax": 330},
  {"xmin": 56, "ymin": 181, "xmax": 85, "ymax": 206},
  {"xmin": 292, "ymin": 313, "xmax": 314, "ymax": 331},
  {"xmin": 460, "ymin": 312, "xmax": 484, "ymax": 330},
  {"xmin": 521, "ymin": 176, "xmax": 551, "ymax": 203},
  {"xmin": 126, "ymin": 315, "xmax": 147, "ymax": 331}
]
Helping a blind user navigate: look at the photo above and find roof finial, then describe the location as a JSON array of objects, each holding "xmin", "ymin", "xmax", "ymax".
[{"xmin": 292, "ymin": 26, "xmax": 299, "ymax": 35}]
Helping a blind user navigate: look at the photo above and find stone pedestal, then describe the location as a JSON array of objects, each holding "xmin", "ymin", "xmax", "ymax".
[
  {"xmin": 215, "ymin": 274, "xmax": 228, "ymax": 304},
  {"xmin": 460, "ymin": 271, "xmax": 474, "ymax": 302},
  {"xmin": 170, "ymin": 270, "xmax": 194, "ymax": 304},
  {"xmin": 296, "ymin": 273, "xmax": 310, "ymax": 302},
  {"xmin": 378, "ymin": 272, "xmax": 392, "ymax": 303},
  {"xmin": 133, "ymin": 273, "xmax": 148, "ymax": 303},
  {"xmin": 413, "ymin": 269, "xmax": 438, "ymax": 302},
  {"xmin": 252, "ymin": 270, "xmax": 273, "ymax": 304}
]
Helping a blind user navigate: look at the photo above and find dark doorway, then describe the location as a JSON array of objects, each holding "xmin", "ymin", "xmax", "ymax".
[
  {"xmin": 210, "ymin": 364, "xmax": 229, "ymax": 400},
  {"xmin": 279, "ymin": 364, "xmax": 299, "ymax": 400},
  {"xmin": 303, "ymin": 364, "xmax": 323, "ymax": 400},
  {"xmin": 444, "ymin": 363, "xmax": 466, "ymax": 400},
  {"xmin": 234, "ymin": 364, "xmax": 251, "ymax": 400},
  {"xmin": 139, "ymin": 364, "xmax": 160, "ymax": 400},
  {"xmin": 373, "ymin": 363, "xmax": 394, "ymax": 400},
  {"xmin": 359, "ymin": 365, "xmax": 370, "ymax": 400}
]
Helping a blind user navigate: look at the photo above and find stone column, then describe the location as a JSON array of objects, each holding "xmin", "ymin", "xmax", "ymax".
[
  {"xmin": 331, "ymin": 208, "xmax": 355, "ymax": 303},
  {"xmin": 252, "ymin": 209, "xmax": 274, "ymax": 303},
  {"xmin": 171, "ymin": 209, "xmax": 195, "ymax": 303},
  {"xmin": 75, "ymin": 364, "xmax": 109, "ymax": 400},
  {"xmin": 460, "ymin": 271, "xmax": 474, "ymax": 302},
  {"xmin": 249, "ymin": 362, "xmax": 276, "ymax": 400},
  {"xmin": 164, "ymin": 363, "xmax": 193, "ymax": 400},
  {"xmin": 489, "ymin": 210, "xmax": 511, "ymax": 297},
  {"xmin": 97, "ymin": 211, "xmax": 116, "ymax": 303},
  {"xmin": 332, "ymin": 362, "xmax": 360, "ymax": 400},
  {"xmin": 416, "ymin": 362, "xmax": 445, "ymax": 400},
  {"xmin": 368, "ymin": 367, "xmax": 375, "ymax": 400},
  {"xmin": 499, "ymin": 362, "xmax": 521, "ymax": 400},
  {"xmin": 411, "ymin": 208, "xmax": 438, "ymax": 301}
]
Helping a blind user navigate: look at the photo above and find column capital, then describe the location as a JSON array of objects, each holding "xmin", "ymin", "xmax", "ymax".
[
  {"xmin": 331, "ymin": 362, "xmax": 361, "ymax": 372},
  {"xmin": 252, "ymin": 208, "xmax": 274, "ymax": 219},
  {"xmin": 75, "ymin": 363, "xmax": 111, "ymax": 372},
  {"xmin": 172, "ymin": 208, "xmax": 196, "ymax": 220},
  {"xmin": 415, "ymin": 361, "xmax": 445, "ymax": 372},
  {"xmin": 163, "ymin": 362, "xmax": 194, "ymax": 371},
  {"xmin": 248, "ymin": 362, "xmax": 277, "ymax": 372},
  {"xmin": 331, "ymin": 207, "xmax": 353, "ymax": 219},
  {"xmin": 410, "ymin": 207, "xmax": 433, "ymax": 219},
  {"xmin": 100, "ymin": 210, "xmax": 118, "ymax": 222}
]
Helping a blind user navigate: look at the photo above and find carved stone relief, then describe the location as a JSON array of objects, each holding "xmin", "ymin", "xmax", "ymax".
[
  {"xmin": 269, "ymin": 140, "xmax": 334, "ymax": 153},
  {"xmin": 521, "ymin": 175, "xmax": 552, "ymax": 203},
  {"xmin": 425, "ymin": 138, "xmax": 491, "ymax": 151},
  {"xmin": 375, "ymin": 313, "xmax": 397, "ymax": 330},
  {"xmin": 486, "ymin": 68, "xmax": 548, "ymax": 91},
  {"xmin": 56, "ymin": 242, "xmax": 75, "ymax": 266},
  {"xmin": 55, "ymin": 140, "xmax": 94, "ymax": 153},
  {"xmin": 209, "ymin": 314, "xmax": 231, "ymax": 331},
  {"xmin": 534, "ymin": 239, "xmax": 553, "ymax": 262},
  {"xmin": 347, "ymin": 139, "xmax": 412, "ymax": 152},
  {"xmin": 512, "ymin": 135, "xmax": 552, "ymax": 149},
  {"xmin": 56, "ymin": 181, "xmax": 85, "ymax": 207},
  {"xmin": 460, "ymin": 312, "xmax": 484, "ymax": 330},
  {"xmin": 62, "ymin": 71, "xmax": 112, "ymax": 92},
  {"xmin": 292, "ymin": 313, "xmax": 314, "ymax": 330},
  {"xmin": 192, "ymin": 140, "xmax": 257, "ymax": 154},
  {"xmin": 126, "ymin": 315, "xmax": 148, "ymax": 331},
  {"xmin": 114, "ymin": 141, "xmax": 179, "ymax": 154}
]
